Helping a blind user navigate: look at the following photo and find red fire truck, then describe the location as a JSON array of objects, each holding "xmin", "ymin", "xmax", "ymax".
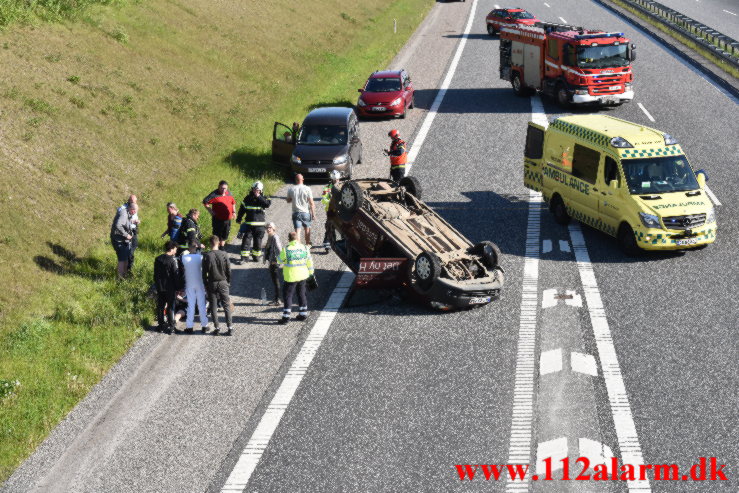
[{"xmin": 499, "ymin": 22, "xmax": 636, "ymax": 106}]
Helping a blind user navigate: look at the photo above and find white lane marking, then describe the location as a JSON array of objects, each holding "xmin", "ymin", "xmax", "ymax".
[
  {"xmin": 559, "ymin": 240, "xmax": 571, "ymax": 252},
  {"xmin": 637, "ymin": 102, "xmax": 655, "ymax": 122},
  {"xmin": 505, "ymin": 189, "xmax": 542, "ymax": 492},
  {"xmin": 405, "ymin": 0, "xmax": 478, "ymax": 175},
  {"xmin": 536, "ymin": 437, "xmax": 568, "ymax": 474},
  {"xmin": 559, "ymin": 16, "xmax": 567, "ymax": 23},
  {"xmin": 495, "ymin": 4, "xmax": 501, "ymax": 8},
  {"xmin": 568, "ymin": 223, "xmax": 652, "ymax": 493},
  {"xmin": 705, "ymin": 185, "xmax": 722, "ymax": 206},
  {"xmin": 221, "ymin": 270, "xmax": 355, "ymax": 492},
  {"xmin": 530, "ymin": 95, "xmax": 549, "ymax": 127},
  {"xmin": 540, "ymin": 348, "xmax": 563, "ymax": 375},
  {"xmin": 544, "ymin": 2, "xmax": 551, "ymax": 7},
  {"xmin": 541, "ymin": 288, "xmax": 558, "ymax": 308},
  {"xmin": 542, "ymin": 239, "xmax": 553, "ymax": 253},
  {"xmin": 723, "ymin": 9, "xmax": 736, "ymax": 15},
  {"xmin": 579, "ymin": 438, "xmax": 614, "ymax": 464},
  {"xmin": 571, "ymin": 352, "xmax": 598, "ymax": 376},
  {"xmin": 564, "ymin": 289, "xmax": 582, "ymax": 307}
]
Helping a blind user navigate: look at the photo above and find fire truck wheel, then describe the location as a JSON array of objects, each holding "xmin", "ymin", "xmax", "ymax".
[
  {"xmin": 512, "ymin": 73, "xmax": 527, "ymax": 97},
  {"xmin": 618, "ymin": 223, "xmax": 641, "ymax": 257},
  {"xmin": 413, "ymin": 251, "xmax": 441, "ymax": 291},
  {"xmin": 556, "ymin": 84, "xmax": 570, "ymax": 107},
  {"xmin": 551, "ymin": 195, "xmax": 571, "ymax": 225},
  {"xmin": 487, "ymin": 25, "xmax": 496, "ymax": 36},
  {"xmin": 339, "ymin": 180, "xmax": 364, "ymax": 221},
  {"xmin": 399, "ymin": 175, "xmax": 423, "ymax": 200}
]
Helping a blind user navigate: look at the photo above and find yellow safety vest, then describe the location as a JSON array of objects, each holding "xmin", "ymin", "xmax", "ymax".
[{"xmin": 278, "ymin": 241, "xmax": 314, "ymax": 282}]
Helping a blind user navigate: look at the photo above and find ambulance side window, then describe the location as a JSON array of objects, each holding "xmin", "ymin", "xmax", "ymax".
[
  {"xmin": 547, "ymin": 39, "xmax": 559, "ymax": 60},
  {"xmin": 604, "ymin": 156, "xmax": 621, "ymax": 187},
  {"xmin": 572, "ymin": 144, "xmax": 599, "ymax": 184},
  {"xmin": 525, "ymin": 125, "xmax": 544, "ymax": 159}
]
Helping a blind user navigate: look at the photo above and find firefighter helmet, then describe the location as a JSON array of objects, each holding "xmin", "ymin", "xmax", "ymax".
[
  {"xmin": 251, "ymin": 181, "xmax": 264, "ymax": 191},
  {"xmin": 388, "ymin": 129, "xmax": 400, "ymax": 139}
]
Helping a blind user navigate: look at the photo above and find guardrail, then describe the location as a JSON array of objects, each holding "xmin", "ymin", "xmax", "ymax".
[{"xmin": 616, "ymin": 0, "xmax": 739, "ymax": 71}]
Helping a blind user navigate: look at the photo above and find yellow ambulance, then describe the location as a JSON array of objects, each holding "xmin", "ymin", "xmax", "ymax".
[{"xmin": 523, "ymin": 115, "xmax": 716, "ymax": 253}]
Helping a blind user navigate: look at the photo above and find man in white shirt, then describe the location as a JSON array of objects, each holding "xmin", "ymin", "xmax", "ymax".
[
  {"xmin": 286, "ymin": 174, "xmax": 316, "ymax": 246},
  {"xmin": 181, "ymin": 241, "xmax": 209, "ymax": 333}
]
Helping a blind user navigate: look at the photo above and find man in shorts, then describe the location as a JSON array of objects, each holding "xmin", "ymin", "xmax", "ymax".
[
  {"xmin": 286, "ymin": 174, "xmax": 316, "ymax": 247},
  {"xmin": 202, "ymin": 180, "xmax": 236, "ymax": 249}
]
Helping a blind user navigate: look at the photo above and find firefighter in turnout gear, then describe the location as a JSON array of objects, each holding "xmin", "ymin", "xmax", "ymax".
[
  {"xmin": 321, "ymin": 170, "xmax": 342, "ymax": 252},
  {"xmin": 236, "ymin": 181, "xmax": 271, "ymax": 264},
  {"xmin": 176, "ymin": 209, "xmax": 203, "ymax": 255},
  {"xmin": 278, "ymin": 231, "xmax": 314, "ymax": 324},
  {"xmin": 385, "ymin": 129, "xmax": 408, "ymax": 183}
]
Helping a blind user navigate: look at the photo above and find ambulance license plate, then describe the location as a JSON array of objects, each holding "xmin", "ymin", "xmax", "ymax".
[
  {"xmin": 308, "ymin": 167, "xmax": 326, "ymax": 173},
  {"xmin": 676, "ymin": 238, "xmax": 699, "ymax": 246},
  {"xmin": 371, "ymin": 106, "xmax": 387, "ymax": 112},
  {"xmin": 469, "ymin": 296, "xmax": 491, "ymax": 305}
]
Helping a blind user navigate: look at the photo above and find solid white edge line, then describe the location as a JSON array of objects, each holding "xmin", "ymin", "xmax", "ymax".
[
  {"xmin": 544, "ymin": 2, "xmax": 551, "ymax": 7},
  {"xmin": 568, "ymin": 223, "xmax": 652, "ymax": 493},
  {"xmin": 220, "ymin": 269, "xmax": 355, "ymax": 492},
  {"xmin": 636, "ymin": 102, "xmax": 655, "ymax": 122},
  {"xmin": 405, "ymin": 0, "xmax": 479, "ymax": 175},
  {"xmin": 723, "ymin": 9, "xmax": 736, "ymax": 15},
  {"xmin": 705, "ymin": 185, "xmax": 722, "ymax": 206}
]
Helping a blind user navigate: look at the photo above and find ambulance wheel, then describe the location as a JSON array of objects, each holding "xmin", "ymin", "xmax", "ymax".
[
  {"xmin": 556, "ymin": 84, "xmax": 571, "ymax": 107},
  {"xmin": 399, "ymin": 175, "xmax": 422, "ymax": 200},
  {"xmin": 618, "ymin": 223, "xmax": 641, "ymax": 257},
  {"xmin": 512, "ymin": 73, "xmax": 527, "ymax": 97},
  {"xmin": 414, "ymin": 251, "xmax": 441, "ymax": 291},
  {"xmin": 472, "ymin": 241, "xmax": 501, "ymax": 269},
  {"xmin": 487, "ymin": 24, "xmax": 496, "ymax": 36},
  {"xmin": 551, "ymin": 195, "xmax": 571, "ymax": 225},
  {"xmin": 339, "ymin": 180, "xmax": 364, "ymax": 221}
]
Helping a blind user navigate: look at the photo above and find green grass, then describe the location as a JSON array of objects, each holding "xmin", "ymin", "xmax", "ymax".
[{"xmin": 0, "ymin": 0, "xmax": 432, "ymax": 482}]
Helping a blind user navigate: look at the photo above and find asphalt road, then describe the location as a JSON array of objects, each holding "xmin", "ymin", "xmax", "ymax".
[
  {"xmin": 4, "ymin": 0, "xmax": 737, "ymax": 492},
  {"xmin": 655, "ymin": 0, "xmax": 739, "ymax": 41}
]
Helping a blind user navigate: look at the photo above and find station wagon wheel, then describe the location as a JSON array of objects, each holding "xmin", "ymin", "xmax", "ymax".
[
  {"xmin": 487, "ymin": 24, "xmax": 496, "ymax": 36},
  {"xmin": 414, "ymin": 251, "xmax": 441, "ymax": 291},
  {"xmin": 399, "ymin": 175, "xmax": 423, "ymax": 200},
  {"xmin": 472, "ymin": 241, "xmax": 501, "ymax": 269},
  {"xmin": 339, "ymin": 180, "xmax": 364, "ymax": 221}
]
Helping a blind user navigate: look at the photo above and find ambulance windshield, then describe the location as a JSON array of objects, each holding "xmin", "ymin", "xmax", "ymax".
[
  {"xmin": 621, "ymin": 156, "xmax": 699, "ymax": 194},
  {"xmin": 577, "ymin": 44, "xmax": 629, "ymax": 68}
]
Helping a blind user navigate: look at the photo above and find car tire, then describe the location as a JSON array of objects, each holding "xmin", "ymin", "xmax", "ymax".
[
  {"xmin": 618, "ymin": 223, "xmax": 641, "ymax": 256},
  {"xmin": 556, "ymin": 83, "xmax": 570, "ymax": 107},
  {"xmin": 472, "ymin": 241, "xmax": 501, "ymax": 269},
  {"xmin": 409, "ymin": 95, "xmax": 414, "ymax": 109},
  {"xmin": 487, "ymin": 24, "xmax": 496, "ymax": 36},
  {"xmin": 399, "ymin": 175, "xmax": 422, "ymax": 200},
  {"xmin": 400, "ymin": 106, "xmax": 406, "ymax": 119},
  {"xmin": 551, "ymin": 195, "xmax": 571, "ymax": 225},
  {"xmin": 339, "ymin": 180, "xmax": 364, "ymax": 221},
  {"xmin": 413, "ymin": 251, "xmax": 441, "ymax": 291},
  {"xmin": 512, "ymin": 73, "xmax": 527, "ymax": 97}
]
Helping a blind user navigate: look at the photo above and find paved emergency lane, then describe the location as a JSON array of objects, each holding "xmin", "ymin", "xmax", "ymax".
[{"xmin": 654, "ymin": 0, "xmax": 739, "ymax": 41}]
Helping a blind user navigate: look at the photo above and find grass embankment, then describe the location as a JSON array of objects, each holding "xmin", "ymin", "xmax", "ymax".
[
  {"xmin": 0, "ymin": 0, "xmax": 432, "ymax": 481},
  {"xmin": 607, "ymin": 0, "xmax": 739, "ymax": 79}
]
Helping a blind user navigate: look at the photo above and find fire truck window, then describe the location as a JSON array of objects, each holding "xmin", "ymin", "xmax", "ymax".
[
  {"xmin": 547, "ymin": 39, "xmax": 559, "ymax": 60},
  {"xmin": 563, "ymin": 44, "xmax": 576, "ymax": 66},
  {"xmin": 572, "ymin": 144, "xmax": 600, "ymax": 184},
  {"xmin": 604, "ymin": 156, "xmax": 621, "ymax": 186},
  {"xmin": 525, "ymin": 125, "xmax": 544, "ymax": 159}
]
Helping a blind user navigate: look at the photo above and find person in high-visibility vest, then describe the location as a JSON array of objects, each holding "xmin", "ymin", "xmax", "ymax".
[
  {"xmin": 320, "ymin": 170, "xmax": 342, "ymax": 252},
  {"xmin": 385, "ymin": 129, "xmax": 407, "ymax": 183},
  {"xmin": 236, "ymin": 181, "xmax": 271, "ymax": 264},
  {"xmin": 277, "ymin": 231, "xmax": 314, "ymax": 324}
]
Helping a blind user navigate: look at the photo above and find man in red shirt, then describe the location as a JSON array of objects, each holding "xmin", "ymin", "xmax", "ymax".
[{"xmin": 202, "ymin": 180, "xmax": 236, "ymax": 248}]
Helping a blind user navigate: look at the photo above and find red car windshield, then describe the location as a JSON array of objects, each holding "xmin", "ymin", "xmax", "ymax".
[
  {"xmin": 365, "ymin": 77, "xmax": 402, "ymax": 92},
  {"xmin": 508, "ymin": 11, "xmax": 535, "ymax": 19}
]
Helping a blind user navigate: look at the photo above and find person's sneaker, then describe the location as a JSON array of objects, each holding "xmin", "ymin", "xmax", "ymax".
[
  {"xmin": 323, "ymin": 242, "xmax": 330, "ymax": 249},
  {"xmin": 237, "ymin": 257, "xmax": 246, "ymax": 265},
  {"xmin": 212, "ymin": 327, "xmax": 220, "ymax": 336},
  {"xmin": 295, "ymin": 314, "xmax": 308, "ymax": 321},
  {"xmin": 201, "ymin": 325, "xmax": 210, "ymax": 334},
  {"xmin": 164, "ymin": 326, "xmax": 174, "ymax": 335},
  {"xmin": 225, "ymin": 327, "xmax": 233, "ymax": 336},
  {"xmin": 269, "ymin": 300, "xmax": 281, "ymax": 306},
  {"xmin": 184, "ymin": 327, "xmax": 194, "ymax": 334},
  {"xmin": 278, "ymin": 317, "xmax": 289, "ymax": 325}
]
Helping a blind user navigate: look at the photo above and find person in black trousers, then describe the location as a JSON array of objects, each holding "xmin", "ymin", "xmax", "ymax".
[
  {"xmin": 153, "ymin": 241, "xmax": 181, "ymax": 334},
  {"xmin": 202, "ymin": 235, "xmax": 233, "ymax": 336},
  {"xmin": 262, "ymin": 222, "xmax": 282, "ymax": 306}
]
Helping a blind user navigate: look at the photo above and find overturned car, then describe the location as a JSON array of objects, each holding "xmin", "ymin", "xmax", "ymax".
[{"xmin": 326, "ymin": 177, "xmax": 504, "ymax": 310}]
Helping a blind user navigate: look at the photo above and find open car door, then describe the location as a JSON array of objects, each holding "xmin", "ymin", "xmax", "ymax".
[{"xmin": 272, "ymin": 121, "xmax": 296, "ymax": 167}]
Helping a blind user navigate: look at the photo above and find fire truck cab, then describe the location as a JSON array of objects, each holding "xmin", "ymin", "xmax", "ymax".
[{"xmin": 499, "ymin": 23, "xmax": 636, "ymax": 106}]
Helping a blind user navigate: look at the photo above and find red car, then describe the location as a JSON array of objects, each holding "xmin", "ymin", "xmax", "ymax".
[
  {"xmin": 486, "ymin": 8, "xmax": 539, "ymax": 36},
  {"xmin": 356, "ymin": 70, "xmax": 414, "ymax": 119}
]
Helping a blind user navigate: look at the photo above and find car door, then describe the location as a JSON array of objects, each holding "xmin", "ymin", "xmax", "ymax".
[
  {"xmin": 569, "ymin": 143, "xmax": 600, "ymax": 221},
  {"xmin": 272, "ymin": 121, "xmax": 295, "ymax": 167},
  {"xmin": 403, "ymin": 72, "xmax": 414, "ymax": 108},
  {"xmin": 597, "ymin": 154, "xmax": 624, "ymax": 234}
]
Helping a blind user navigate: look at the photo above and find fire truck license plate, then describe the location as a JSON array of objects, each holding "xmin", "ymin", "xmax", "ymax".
[
  {"xmin": 371, "ymin": 106, "xmax": 386, "ymax": 112},
  {"xmin": 609, "ymin": 85, "xmax": 621, "ymax": 90},
  {"xmin": 308, "ymin": 167, "xmax": 326, "ymax": 173},
  {"xmin": 469, "ymin": 296, "xmax": 491, "ymax": 304},
  {"xmin": 676, "ymin": 238, "xmax": 699, "ymax": 246}
]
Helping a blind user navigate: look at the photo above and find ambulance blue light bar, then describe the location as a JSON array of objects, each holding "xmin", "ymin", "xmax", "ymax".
[{"xmin": 575, "ymin": 32, "xmax": 624, "ymax": 40}]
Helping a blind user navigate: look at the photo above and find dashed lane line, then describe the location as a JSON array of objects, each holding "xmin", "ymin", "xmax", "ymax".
[
  {"xmin": 559, "ymin": 16, "xmax": 567, "ymax": 23},
  {"xmin": 705, "ymin": 186, "xmax": 722, "ymax": 206},
  {"xmin": 637, "ymin": 102, "xmax": 655, "ymax": 122},
  {"xmin": 568, "ymin": 223, "xmax": 652, "ymax": 493},
  {"xmin": 405, "ymin": 0, "xmax": 479, "ymax": 175},
  {"xmin": 723, "ymin": 9, "xmax": 736, "ymax": 15},
  {"xmin": 544, "ymin": 2, "xmax": 551, "ymax": 7}
]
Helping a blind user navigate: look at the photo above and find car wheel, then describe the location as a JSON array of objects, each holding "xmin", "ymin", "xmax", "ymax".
[
  {"xmin": 556, "ymin": 83, "xmax": 570, "ymax": 107},
  {"xmin": 618, "ymin": 223, "xmax": 641, "ymax": 256},
  {"xmin": 551, "ymin": 195, "xmax": 571, "ymax": 225},
  {"xmin": 399, "ymin": 175, "xmax": 422, "ymax": 200},
  {"xmin": 400, "ymin": 106, "xmax": 406, "ymax": 119},
  {"xmin": 512, "ymin": 73, "xmax": 527, "ymax": 97},
  {"xmin": 338, "ymin": 180, "xmax": 364, "ymax": 221},
  {"xmin": 472, "ymin": 241, "xmax": 501, "ymax": 269},
  {"xmin": 409, "ymin": 95, "xmax": 414, "ymax": 109},
  {"xmin": 414, "ymin": 251, "xmax": 441, "ymax": 291},
  {"xmin": 487, "ymin": 24, "xmax": 496, "ymax": 36}
]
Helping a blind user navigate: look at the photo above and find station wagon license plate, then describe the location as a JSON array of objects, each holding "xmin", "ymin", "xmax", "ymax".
[
  {"xmin": 371, "ymin": 106, "xmax": 387, "ymax": 112},
  {"xmin": 308, "ymin": 167, "xmax": 326, "ymax": 173},
  {"xmin": 676, "ymin": 238, "xmax": 699, "ymax": 246},
  {"xmin": 468, "ymin": 296, "xmax": 491, "ymax": 305}
]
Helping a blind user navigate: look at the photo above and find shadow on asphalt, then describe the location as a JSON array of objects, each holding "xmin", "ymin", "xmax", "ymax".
[
  {"xmin": 443, "ymin": 33, "xmax": 496, "ymax": 40},
  {"xmin": 411, "ymin": 87, "xmax": 533, "ymax": 113}
]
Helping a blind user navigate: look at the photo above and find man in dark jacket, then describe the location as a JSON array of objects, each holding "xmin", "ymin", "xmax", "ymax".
[
  {"xmin": 176, "ymin": 208, "xmax": 204, "ymax": 254},
  {"xmin": 153, "ymin": 241, "xmax": 181, "ymax": 334},
  {"xmin": 202, "ymin": 235, "xmax": 233, "ymax": 336},
  {"xmin": 236, "ymin": 181, "xmax": 271, "ymax": 264}
]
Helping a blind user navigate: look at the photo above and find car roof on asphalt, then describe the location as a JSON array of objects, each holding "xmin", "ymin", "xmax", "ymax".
[{"xmin": 303, "ymin": 107, "xmax": 354, "ymax": 125}]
